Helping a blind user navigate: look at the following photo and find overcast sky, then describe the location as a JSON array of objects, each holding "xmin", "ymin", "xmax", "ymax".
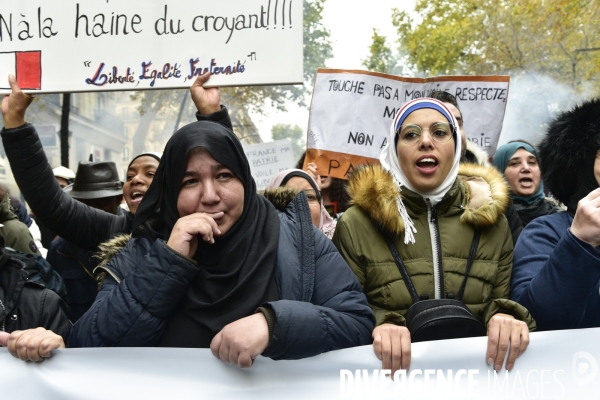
[{"xmin": 252, "ymin": 0, "xmax": 416, "ymax": 143}]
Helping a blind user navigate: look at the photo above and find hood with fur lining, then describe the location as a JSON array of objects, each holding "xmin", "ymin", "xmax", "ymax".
[
  {"xmin": 538, "ymin": 97, "xmax": 600, "ymax": 206},
  {"xmin": 348, "ymin": 163, "xmax": 509, "ymax": 236},
  {"xmin": 93, "ymin": 234, "xmax": 131, "ymax": 287},
  {"xmin": 261, "ymin": 188, "xmax": 300, "ymax": 211}
]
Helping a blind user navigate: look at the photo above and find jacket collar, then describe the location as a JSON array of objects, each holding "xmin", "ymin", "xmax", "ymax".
[{"xmin": 348, "ymin": 163, "xmax": 509, "ymax": 235}]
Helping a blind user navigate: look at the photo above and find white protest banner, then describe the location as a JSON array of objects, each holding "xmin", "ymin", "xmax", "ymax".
[
  {"xmin": 305, "ymin": 69, "xmax": 510, "ymax": 179},
  {"xmin": 0, "ymin": 0, "xmax": 303, "ymax": 94},
  {"xmin": 243, "ymin": 138, "xmax": 296, "ymax": 190},
  {"xmin": 1, "ymin": 328, "xmax": 599, "ymax": 399}
]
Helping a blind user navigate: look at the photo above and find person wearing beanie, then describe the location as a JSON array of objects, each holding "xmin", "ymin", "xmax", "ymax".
[
  {"xmin": 493, "ymin": 141, "xmax": 562, "ymax": 227},
  {"xmin": 511, "ymin": 98, "xmax": 600, "ymax": 330}
]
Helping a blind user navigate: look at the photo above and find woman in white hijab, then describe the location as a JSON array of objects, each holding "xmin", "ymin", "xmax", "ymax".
[{"xmin": 333, "ymin": 98, "xmax": 535, "ymax": 376}]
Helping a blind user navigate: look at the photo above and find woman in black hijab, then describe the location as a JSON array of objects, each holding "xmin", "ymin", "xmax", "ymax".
[{"xmin": 70, "ymin": 120, "xmax": 374, "ymax": 367}]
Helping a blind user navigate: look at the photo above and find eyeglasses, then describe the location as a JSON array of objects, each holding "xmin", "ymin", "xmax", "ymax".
[
  {"xmin": 396, "ymin": 122, "xmax": 453, "ymax": 145},
  {"xmin": 302, "ymin": 189, "xmax": 322, "ymax": 205}
]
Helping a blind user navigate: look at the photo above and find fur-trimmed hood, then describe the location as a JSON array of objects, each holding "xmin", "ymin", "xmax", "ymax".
[
  {"xmin": 465, "ymin": 140, "xmax": 491, "ymax": 166},
  {"xmin": 94, "ymin": 234, "xmax": 131, "ymax": 286},
  {"xmin": 0, "ymin": 193, "xmax": 17, "ymax": 222},
  {"xmin": 539, "ymin": 98, "xmax": 600, "ymax": 205},
  {"xmin": 348, "ymin": 163, "xmax": 509, "ymax": 236},
  {"xmin": 261, "ymin": 188, "xmax": 300, "ymax": 212}
]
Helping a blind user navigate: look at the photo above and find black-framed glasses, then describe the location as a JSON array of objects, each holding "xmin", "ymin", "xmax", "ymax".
[{"xmin": 396, "ymin": 122, "xmax": 453, "ymax": 145}]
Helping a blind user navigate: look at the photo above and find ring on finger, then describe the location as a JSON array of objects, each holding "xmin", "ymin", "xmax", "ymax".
[{"xmin": 23, "ymin": 93, "xmax": 36, "ymax": 100}]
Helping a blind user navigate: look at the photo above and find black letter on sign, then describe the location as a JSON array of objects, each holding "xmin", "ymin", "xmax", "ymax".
[{"xmin": 328, "ymin": 159, "xmax": 340, "ymax": 175}]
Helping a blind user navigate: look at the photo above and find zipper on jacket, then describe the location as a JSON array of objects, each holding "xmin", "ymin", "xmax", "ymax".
[
  {"xmin": 0, "ymin": 298, "xmax": 5, "ymax": 332},
  {"xmin": 426, "ymin": 199, "xmax": 445, "ymax": 299},
  {"xmin": 1, "ymin": 259, "xmax": 27, "ymax": 332}
]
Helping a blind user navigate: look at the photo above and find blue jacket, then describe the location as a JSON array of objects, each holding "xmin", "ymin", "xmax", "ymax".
[
  {"xmin": 47, "ymin": 237, "xmax": 98, "ymax": 322},
  {"xmin": 511, "ymin": 211, "xmax": 600, "ymax": 330},
  {"xmin": 69, "ymin": 192, "xmax": 375, "ymax": 359}
]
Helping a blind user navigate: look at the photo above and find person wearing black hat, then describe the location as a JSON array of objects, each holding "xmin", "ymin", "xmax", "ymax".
[
  {"xmin": 511, "ymin": 98, "xmax": 600, "ymax": 330},
  {"xmin": 46, "ymin": 161, "xmax": 124, "ymax": 322},
  {"xmin": 63, "ymin": 161, "xmax": 124, "ymax": 214}
]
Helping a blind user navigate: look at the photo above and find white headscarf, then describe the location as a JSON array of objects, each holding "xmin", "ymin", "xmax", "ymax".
[{"xmin": 379, "ymin": 98, "xmax": 462, "ymax": 244}]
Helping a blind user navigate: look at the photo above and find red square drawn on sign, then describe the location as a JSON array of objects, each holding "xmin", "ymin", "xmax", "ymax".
[{"xmin": 16, "ymin": 51, "xmax": 41, "ymax": 90}]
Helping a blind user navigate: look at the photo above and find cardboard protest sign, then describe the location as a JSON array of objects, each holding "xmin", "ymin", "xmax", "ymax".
[
  {"xmin": 305, "ymin": 69, "xmax": 510, "ymax": 179},
  {"xmin": 0, "ymin": 0, "xmax": 303, "ymax": 94},
  {"xmin": 243, "ymin": 139, "xmax": 296, "ymax": 190}
]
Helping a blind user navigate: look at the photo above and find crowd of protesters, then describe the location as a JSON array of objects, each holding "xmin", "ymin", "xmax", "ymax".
[{"xmin": 0, "ymin": 70, "xmax": 599, "ymax": 378}]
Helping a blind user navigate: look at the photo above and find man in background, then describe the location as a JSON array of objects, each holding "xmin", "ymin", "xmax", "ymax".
[
  {"xmin": 53, "ymin": 166, "xmax": 75, "ymax": 189},
  {"xmin": 30, "ymin": 166, "xmax": 76, "ymax": 250}
]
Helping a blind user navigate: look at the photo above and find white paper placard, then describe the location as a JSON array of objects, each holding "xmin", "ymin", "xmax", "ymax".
[
  {"xmin": 0, "ymin": 0, "xmax": 303, "ymax": 93},
  {"xmin": 243, "ymin": 138, "xmax": 296, "ymax": 190},
  {"xmin": 305, "ymin": 69, "xmax": 509, "ymax": 179}
]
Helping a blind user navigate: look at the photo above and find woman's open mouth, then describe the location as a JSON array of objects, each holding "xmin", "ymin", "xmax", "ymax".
[
  {"xmin": 519, "ymin": 177, "xmax": 534, "ymax": 188},
  {"xmin": 129, "ymin": 190, "xmax": 146, "ymax": 205},
  {"xmin": 415, "ymin": 156, "xmax": 439, "ymax": 174}
]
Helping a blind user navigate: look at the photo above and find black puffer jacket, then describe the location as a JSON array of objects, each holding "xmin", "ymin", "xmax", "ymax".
[
  {"xmin": 1, "ymin": 108, "xmax": 232, "ymax": 251},
  {"xmin": 70, "ymin": 191, "xmax": 375, "ymax": 359},
  {"xmin": 0, "ymin": 247, "xmax": 71, "ymax": 340}
]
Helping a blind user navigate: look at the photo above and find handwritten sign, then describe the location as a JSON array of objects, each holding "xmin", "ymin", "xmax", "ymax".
[
  {"xmin": 243, "ymin": 138, "xmax": 296, "ymax": 190},
  {"xmin": 305, "ymin": 69, "xmax": 510, "ymax": 179},
  {"xmin": 0, "ymin": 0, "xmax": 303, "ymax": 93}
]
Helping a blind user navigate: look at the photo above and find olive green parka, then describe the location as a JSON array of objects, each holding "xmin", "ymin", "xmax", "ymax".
[
  {"xmin": 333, "ymin": 163, "xmax": 535, "ymax": 330},
  {"xmin": 0, "ymin": 193, "xmax": 40, "ymax": 255}
]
